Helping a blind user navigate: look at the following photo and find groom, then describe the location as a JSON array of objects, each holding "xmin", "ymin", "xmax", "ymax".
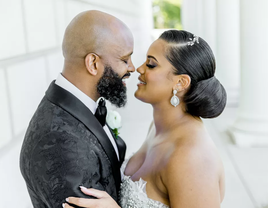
[{"xmin": 20, "ymin": 10, "xmax": 135, "ymax": 208}]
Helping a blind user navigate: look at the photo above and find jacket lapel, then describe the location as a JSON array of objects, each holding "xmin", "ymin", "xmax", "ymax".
[
  {"xmin": 45, "ymin": 81, "xmax": 121, "ymax": 192},
  {"xmin": 107, "ymin": 125, "xmax": 126, "ymax": 166}
]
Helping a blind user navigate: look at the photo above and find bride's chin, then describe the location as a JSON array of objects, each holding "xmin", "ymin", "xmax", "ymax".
[
  {"xmin": 134, "ymin": 90, "xmax": 140, "ymax": 99},
  {"xmin": 134, "ymin": 91, "xmax": 146, "ymax": 102},
  {"xmin": 135, "ymin": 95, "xmax": 151, "ymax": 105}
]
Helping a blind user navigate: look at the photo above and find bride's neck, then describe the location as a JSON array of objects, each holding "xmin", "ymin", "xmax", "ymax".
[{"xmin": 152, "ymin": 103, "xmax": 194, "ymax": 135}]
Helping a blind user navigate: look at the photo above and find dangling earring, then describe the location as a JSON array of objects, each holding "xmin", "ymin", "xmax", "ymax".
[{"xmin": 170, "ymin": 89, "xmax": 180, "ymax": 107}]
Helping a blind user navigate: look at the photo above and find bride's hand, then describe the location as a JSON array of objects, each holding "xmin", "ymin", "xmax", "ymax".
[{"xmin": 63, "ymin": 186, "xmax": 120, "ymax": 208}]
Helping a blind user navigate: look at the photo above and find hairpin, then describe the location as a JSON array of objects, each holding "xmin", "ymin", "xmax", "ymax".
[{"xmin": 187, "ymin": 35, "xmax": 199, "ymax": 46}]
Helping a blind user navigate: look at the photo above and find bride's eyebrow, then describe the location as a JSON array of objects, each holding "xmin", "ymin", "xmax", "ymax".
[{"xmin": 147, "ymin": 55, "xmax": 158, "ymax": 62}]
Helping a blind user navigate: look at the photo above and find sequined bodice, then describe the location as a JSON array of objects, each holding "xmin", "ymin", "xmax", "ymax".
[{"xmin": 119, "ymin": 160, "xmax": 169, "ymax": 208}]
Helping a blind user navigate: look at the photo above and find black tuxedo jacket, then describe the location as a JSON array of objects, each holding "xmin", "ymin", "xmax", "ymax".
[{"xmin": 20, "ymin": 81, "xmax": 126, "ymax": 208}]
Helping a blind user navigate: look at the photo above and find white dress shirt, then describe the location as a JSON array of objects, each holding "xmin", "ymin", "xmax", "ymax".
[{"xmin": 55, "ymin": 73, "xmax": 120, "ymax": 160}]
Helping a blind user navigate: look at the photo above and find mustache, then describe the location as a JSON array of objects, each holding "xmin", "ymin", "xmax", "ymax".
[{"xmin": 122, "ymin": 72, "xmax": 131, "ymax": 79}]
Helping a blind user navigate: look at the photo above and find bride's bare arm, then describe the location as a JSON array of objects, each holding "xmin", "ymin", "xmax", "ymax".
[{"xmin": 162, "ymin": 145, "xmax": 222, "ymax": 208}]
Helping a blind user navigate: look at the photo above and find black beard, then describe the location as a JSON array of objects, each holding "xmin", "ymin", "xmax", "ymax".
[{"xmin": 97, "ymin": 65, "xmax": 127, "ymax": 108}]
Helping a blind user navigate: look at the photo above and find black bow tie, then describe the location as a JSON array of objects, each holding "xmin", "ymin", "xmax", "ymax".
[{"xmin": 94, "ymin": 98, "xmax": 107, "ymax": 127}]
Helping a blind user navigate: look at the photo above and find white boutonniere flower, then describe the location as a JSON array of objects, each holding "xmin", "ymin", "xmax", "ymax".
[{"xmin": 106, "ymin": 110, "xmax": 122, "ymax": 139}]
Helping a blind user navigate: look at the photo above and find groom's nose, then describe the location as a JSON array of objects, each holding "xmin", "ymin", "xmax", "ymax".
[{"xmin": 127, "ymin": 59, "xmax": 135, "ymax": 72}]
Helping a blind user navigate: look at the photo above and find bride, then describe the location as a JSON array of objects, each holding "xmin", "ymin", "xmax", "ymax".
[{"xmin": 63, "ymin": 30, "xmax": 226, "ymax": 208}]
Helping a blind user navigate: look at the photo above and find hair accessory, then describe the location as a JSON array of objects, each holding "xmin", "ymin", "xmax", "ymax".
[
  {"xmin": 187, "ymin": 35, "xmax": 199, "ymax": 46},
  {"xmin": 170, "ymin": 89, "xmax": 180, "ymax": 107}
]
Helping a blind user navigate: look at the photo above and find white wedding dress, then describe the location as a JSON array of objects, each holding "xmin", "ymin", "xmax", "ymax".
[{"xmin": 119, "ymin": 160, "xmax": 169, "ymax": 208}]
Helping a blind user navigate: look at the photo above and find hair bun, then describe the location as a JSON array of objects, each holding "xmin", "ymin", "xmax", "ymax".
[
  {"xmin": 202, "ymin": 76, "xmax": 216, "ymax": 83},
  {"xmin": 184, "ymin": 76, "xmax": 227, "ymax": 118}
]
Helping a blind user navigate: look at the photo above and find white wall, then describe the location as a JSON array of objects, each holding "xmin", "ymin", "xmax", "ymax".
[{"xmin": 0, "ymin": 0, "xmax": 153, "ymax": 207}]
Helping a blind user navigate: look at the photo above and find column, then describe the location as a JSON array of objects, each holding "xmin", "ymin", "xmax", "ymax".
[
  {"xmin": 182, "ymin": 0, "xmax": 216, "ymax": 56},
  {"xmin": 216, "ymin": 0, "xmax": 240, "ymax": 105},
  {"xmin": 181, "ymin": 0, "xmax": 203, "ymax": 35},
  {"xmin": 230, "ymin": 0, "xmax": 268, "ymax": 146},
  {"xmin": 202, "ymin": 0, "xmax": 217, "ymax": 55}
]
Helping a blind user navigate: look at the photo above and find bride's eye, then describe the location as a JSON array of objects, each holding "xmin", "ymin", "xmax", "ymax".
[{"xmin": 146, "ymin": 64, "xmax": 156, "ymax": 69}]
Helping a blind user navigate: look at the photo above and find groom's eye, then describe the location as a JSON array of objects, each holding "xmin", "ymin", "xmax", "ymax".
[{"xmin": 122, "ymin": 59, "xmax": 128, "ymax": 64}]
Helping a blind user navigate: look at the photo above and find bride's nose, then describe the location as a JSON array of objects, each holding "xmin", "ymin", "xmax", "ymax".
[{"xmin": 136, "ymin": 64, "xmax": 145, "ymax": 74}]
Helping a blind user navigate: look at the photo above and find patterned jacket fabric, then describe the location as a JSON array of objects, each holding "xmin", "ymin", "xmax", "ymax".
[{"xmin": 20, "ymin": 81, "xmax": 126, "ymax": 208}]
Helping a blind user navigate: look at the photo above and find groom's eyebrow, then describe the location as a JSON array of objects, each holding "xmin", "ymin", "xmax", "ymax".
[
  {"xmin": 147, "ymin": 55, "xmax": 158, "ymax": 62},
  {"xmin": 121, "ymin": 51, "xmax": 133, "ymax": 59}
]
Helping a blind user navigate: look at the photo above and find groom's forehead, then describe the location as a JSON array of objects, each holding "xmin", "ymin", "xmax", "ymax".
[
  {"xmin": 109, "ymin": 32, "xmax": 134, "ymax": 55},
  {"xmin": 106, "ymin": 44, "xmax": 133, "ymax": 60}
]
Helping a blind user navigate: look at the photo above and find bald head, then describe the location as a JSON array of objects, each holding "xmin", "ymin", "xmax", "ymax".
[
  {"xmin": 62, "ymin": 10, "xmax": 133, "ymax": 62},
  {"xmin": 61, "ymin": 10, "xmax": 134, "ymax": 102}
]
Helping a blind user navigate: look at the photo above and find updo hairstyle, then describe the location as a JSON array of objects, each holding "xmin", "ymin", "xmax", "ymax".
[{"xmin": 159, "ymin": 30, "xmax": 227, "ymax": 118}]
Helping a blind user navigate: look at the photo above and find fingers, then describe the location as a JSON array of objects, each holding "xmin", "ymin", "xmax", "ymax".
[
  {"xmin": 63, "ymin": 187, "xmax": 110, "ymax": 208},
  {"xmin": 79, "ymin": 186, "xmax": 108, "ymax": 198},
  {"xmin": 64, "ymin": 197, "xmax": 97, "ymax": 208},
  {"xmin": 62, "ymin": 203, "xmax": 73, "ymax": 208}
]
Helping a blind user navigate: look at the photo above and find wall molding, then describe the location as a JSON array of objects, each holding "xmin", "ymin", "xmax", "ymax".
[{"xmin": 0, "ymin": 47, "xmax": 61, "ymax": 68}]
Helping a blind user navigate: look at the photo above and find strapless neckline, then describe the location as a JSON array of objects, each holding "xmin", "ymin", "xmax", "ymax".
[{"xmin": 119, "ymin": 159, "xmax": 169, "ymax": 208}]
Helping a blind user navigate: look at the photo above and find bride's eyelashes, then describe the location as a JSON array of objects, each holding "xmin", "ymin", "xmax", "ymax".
[{"xmin": 146, "ymin": 64, "xmax": 156, "ymax": 69}]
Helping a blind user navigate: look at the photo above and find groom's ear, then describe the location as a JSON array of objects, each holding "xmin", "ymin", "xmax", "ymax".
[{"xmin": 85, "ymin": 53, "xmax": 101, "ymax": 76}]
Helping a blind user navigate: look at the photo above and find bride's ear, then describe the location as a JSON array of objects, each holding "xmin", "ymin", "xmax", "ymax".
[
  {"xmin": 173, "ymin": 74, "xmax": 191, "ymax": 91},
  {"xmin": 85, "ymin": 53, "xmax": 102, "ymax": 76}
]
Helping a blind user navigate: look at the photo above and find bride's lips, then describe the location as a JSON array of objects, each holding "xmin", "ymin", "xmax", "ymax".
[{"xmin": 137, "ymin": 76, "xmax": 146, "ymax": 86}]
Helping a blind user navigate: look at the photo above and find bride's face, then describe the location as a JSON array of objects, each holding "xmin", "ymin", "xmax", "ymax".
[{"xmin": 135, "ymin": 39, "xmax": 176, "ymax": 105}]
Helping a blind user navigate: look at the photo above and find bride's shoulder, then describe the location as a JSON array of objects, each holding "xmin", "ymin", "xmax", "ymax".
[
  {"xmin": 159, "ymin": 129, "xmax": 224, "ymax": 206},
  {"xmin": 168, "ymin": 140, "xmax": 219, "ymax": 165},
  {"xmin": 162, "ymin": 133, "xmax": 222, "ymax": 180}
]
